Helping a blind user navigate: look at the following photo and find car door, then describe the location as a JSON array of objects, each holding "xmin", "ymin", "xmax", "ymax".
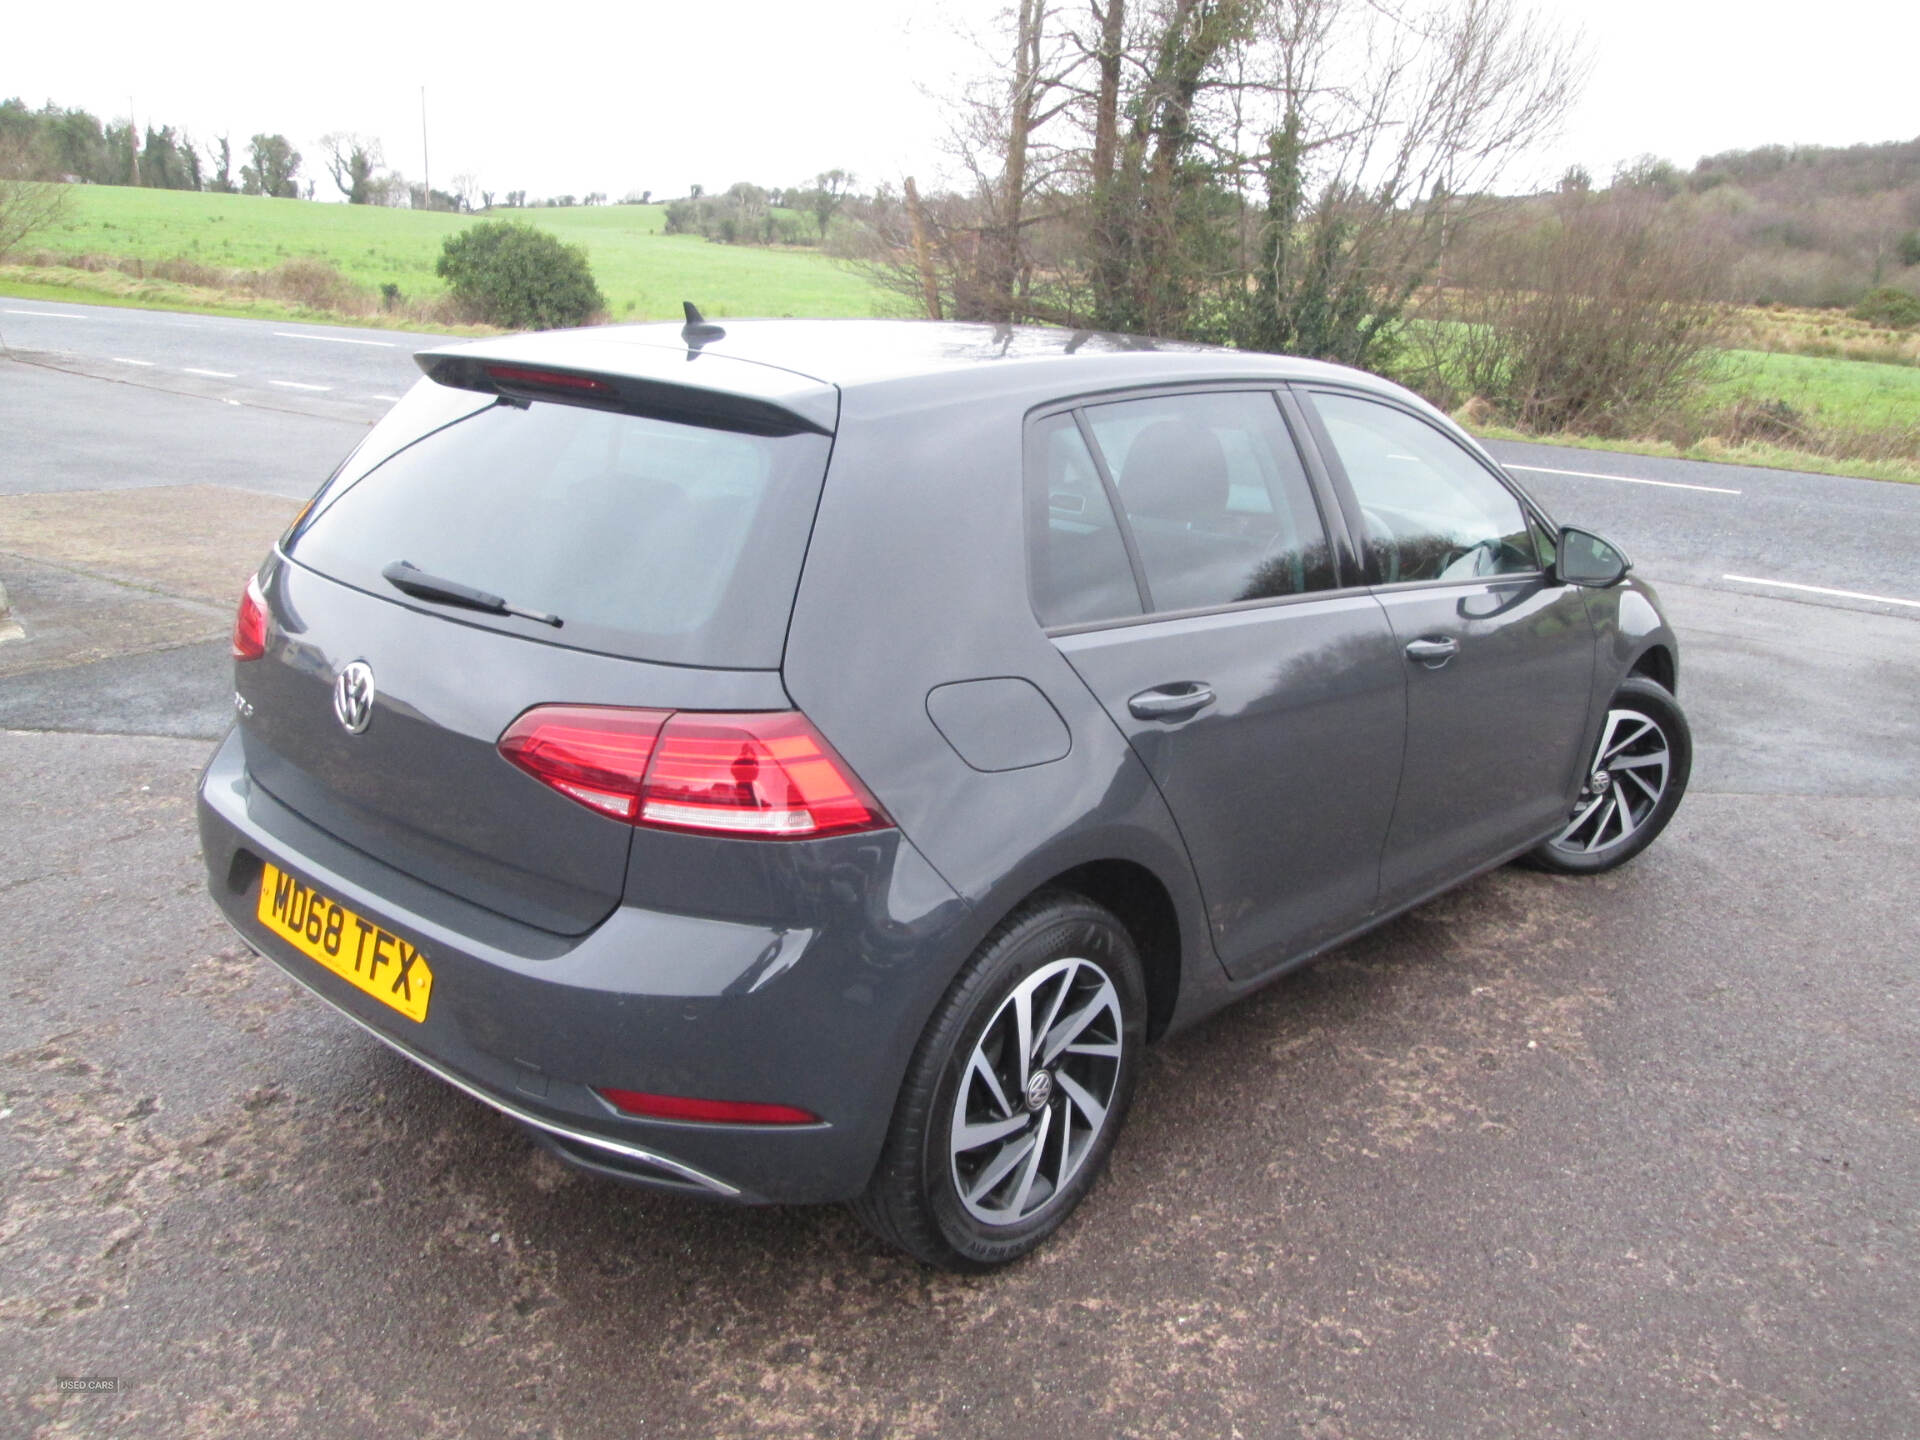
[
  {"xmin": 1297, "ymin": 387, "xmax": 1597, "ymax": 907},
  {"xmin": 1028, "ymin": 388, "xmax": 1407, "ymax": 981}
]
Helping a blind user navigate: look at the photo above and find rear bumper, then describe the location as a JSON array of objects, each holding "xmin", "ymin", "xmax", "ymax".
[{"xmin": 197, "ymin": 727, "xmax": 972, "ymax": 1205}]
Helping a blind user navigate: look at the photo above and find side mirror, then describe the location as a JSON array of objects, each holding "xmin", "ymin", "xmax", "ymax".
[{"xmin": 1557, "ymin": 527, "xmax": 1631, "ymax": 588}]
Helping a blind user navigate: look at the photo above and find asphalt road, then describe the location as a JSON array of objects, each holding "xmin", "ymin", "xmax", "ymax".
[{"xmin": 2, "ymin": 302, "xmax": 1917, "ymax": 1438}]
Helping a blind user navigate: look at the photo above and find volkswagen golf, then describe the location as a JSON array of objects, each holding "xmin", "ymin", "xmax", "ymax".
[{"xmin": 198, "ymin": 315, "xmax": 1690, "ymax": 1269}]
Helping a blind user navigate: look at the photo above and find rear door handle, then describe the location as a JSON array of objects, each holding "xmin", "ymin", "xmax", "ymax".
[
  {"xmin": 1404, "ymin": 636, "xmax": 1459, "ymax": 667},
  {"xmin": 1128, "ymin": 683, "xmax": 1215, "ymax": 721}
]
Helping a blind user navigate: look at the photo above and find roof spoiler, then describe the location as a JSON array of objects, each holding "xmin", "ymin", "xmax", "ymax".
[{"xmin": 414, "ymin": 351, "xmax": 834, "ymax": 438}]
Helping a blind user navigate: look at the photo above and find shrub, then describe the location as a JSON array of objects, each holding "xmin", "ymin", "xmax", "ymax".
[
  {"xmin": 1411, "ymin": 194, "xmax": 1728, "ymax": 436},
  {"xmin": 1850, "ymin": 286, "xmax": 1920, "ymax": 330},
  {"xmin": 435, "ymin": 221, "xmax": 604, "ymax": 330},
  {"xmin": 1726, "ymin": 397, "xmax": 1809, "ymax": 445},
  {"xmin": 261, "ymin": 257, "xmax": 367, "ymax": 313}
]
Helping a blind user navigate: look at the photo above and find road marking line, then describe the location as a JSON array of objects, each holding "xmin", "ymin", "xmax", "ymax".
[
  {"xmin": 1722, "ymin": 574, "xmax": 1920, "ymax": 610},
  {"xmin": 4, "ymin": 308, "xmax": 88, "ymax": 319},
  {"xmin": 1505, "ymin": 463, "xmax": 1741, "ymax": 496},
  {"xmin": 269, "ymin": 380, "xmax": 333, "ymax": 392},
  {"xmin": 183, "ymin": 367, "xmax": 238, "ymax": 378},
  {"xmin": 274, "ymin": 331, "xmax": 395, "ymax": 348},
  {"xmin": 110, "ymin": 356, "xmax": 155, "ymax": 367},
  {"xmin": 369, "ymin": 393, "xmax": 402, "ymax": 402}
]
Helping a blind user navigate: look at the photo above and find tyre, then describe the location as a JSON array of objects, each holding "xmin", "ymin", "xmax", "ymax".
[
  {"xmin": 1526, "ymin": 675, "xmax": 1691, "ymax": 875},
  {"xmin": 853, "ymin": 892, "xmax": 1147, "ymax": 1270}
]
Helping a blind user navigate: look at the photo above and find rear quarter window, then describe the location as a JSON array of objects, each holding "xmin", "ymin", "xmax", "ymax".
[{"xmin": 285, "ymin": 386, "xmax": 832, "ymax": 668}]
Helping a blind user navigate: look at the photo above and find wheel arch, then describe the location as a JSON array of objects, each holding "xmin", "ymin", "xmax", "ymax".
[
  {"xmin": 1628, "ymin": 642, "xmax": 1677, "ymax": 695},
  {"xmin": 1044, "ymin": 859, "xmax": 1182, "ymax": 1042},
  {"xmin": 961, "ymin": 857, "xmax": 1187, "ymax": 1044}
]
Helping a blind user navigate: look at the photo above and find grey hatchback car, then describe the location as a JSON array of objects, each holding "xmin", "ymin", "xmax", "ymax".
[{"xmin": 199, "ymin": 317, "xmax": 1690, "ymax": 1269}]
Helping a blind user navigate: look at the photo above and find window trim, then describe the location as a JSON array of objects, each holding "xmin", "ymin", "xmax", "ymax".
[
  {"xmin": 1071, "ymin": 409, "xmax": 1155, "ymax": 614},
  {"xmin": 1293, "ymin": 383, "xmax": 1558, "ymax": 593},
  {"xmin": 1023, "ymin": 382, "xmax": 1366, "ymax": 636}
]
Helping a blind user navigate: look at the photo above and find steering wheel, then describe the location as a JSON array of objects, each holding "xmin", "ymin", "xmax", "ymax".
[
  {"xmin": 1439, "ymin": 537, "xmax": 1503, "ymax": 581},
  {"xmin": 1359, "ymin": 507, "xmax": 1400, "ymax": 584}
]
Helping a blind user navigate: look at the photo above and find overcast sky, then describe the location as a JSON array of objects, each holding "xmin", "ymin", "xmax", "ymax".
[{"xmin": 5, "ymin": 0, "xmax": 1915, "ymax": 200}]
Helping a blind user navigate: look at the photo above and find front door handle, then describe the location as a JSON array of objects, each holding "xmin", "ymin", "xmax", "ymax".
[
  {"xmin": 1404, "ymin": 636, "xmax": 1459, "ymax": 668},
  {"xmin": 1128, "ymin": 683, "xmax": 1215, "ymax": 721}
]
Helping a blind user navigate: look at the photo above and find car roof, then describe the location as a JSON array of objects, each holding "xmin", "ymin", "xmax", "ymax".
[{"xmin": 423, "ymin": 318, "xmax": 1401, "ymax": 397}]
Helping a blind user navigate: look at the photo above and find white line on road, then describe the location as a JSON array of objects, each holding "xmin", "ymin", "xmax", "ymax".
[
  {"xmin": 1722, "ymin": 574, "xmax": 1920, "ymax": 610},
  {"xmin": 274, "ymin": 331, "xmax": 395, "ymax": 348},
  {"xmin": 110, "ymin": 356, "xmax": 155, "ymax": 367},
  {"xmin": 1505, "ymin": 463, "xmax": 1741, "ymax": 496},
  {"xmin": 182, "ymin": 367, "xmax": 238, "ymax": 379},
  {"xmin": 4, "ymin": 308, "xmax": 88, "ymax": 319},
  {"xmin": 269, "ymin": 379, "xmax": 333, "ymax": 392},
  {"xmin": 368, "ymin": 394, "xmax": 402, "ymax": 402}
]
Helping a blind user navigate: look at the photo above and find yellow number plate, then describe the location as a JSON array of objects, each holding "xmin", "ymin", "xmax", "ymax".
[{"xmin": 257, "ymin": 863, "xmax": 434, "ymax": 1023}]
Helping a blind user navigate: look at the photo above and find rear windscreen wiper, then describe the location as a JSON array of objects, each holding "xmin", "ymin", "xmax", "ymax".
[{"xmin": 380, "ymin": 561, "xmax": 563, "ymax": 628}]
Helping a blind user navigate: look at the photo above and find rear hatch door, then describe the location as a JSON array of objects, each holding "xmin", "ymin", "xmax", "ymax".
[{"xmin": 236, "ymin": 356, "xmax": 836, "ymax": 936}]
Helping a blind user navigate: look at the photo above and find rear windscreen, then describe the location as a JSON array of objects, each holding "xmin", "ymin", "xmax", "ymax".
[{"xmin": 285, "ymin": 386, "xmax": 833, "ymax": 668}]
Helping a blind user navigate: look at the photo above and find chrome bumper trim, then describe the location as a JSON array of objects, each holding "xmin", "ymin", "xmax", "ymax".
[{"xmin": 226, "ymin": 923, "xmax": 744, "ymax": 1199}]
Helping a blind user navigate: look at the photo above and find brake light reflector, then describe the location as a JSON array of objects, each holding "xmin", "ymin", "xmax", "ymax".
[
  {"xmin": 595, "ymin": 1087, "xmax": 819, "ymax": 1126},
  {"xmin": 498, "ymin": 706, "xmax": 670, "ymax": 821},
  {"xmin": 232, "ymin": 574, "xmax": 268, "ymax": 660},
  {"xmin": 497, "ymin": 706, "xmax": 889, "ymax": 838},
  {"xmin": 482, "ymin": 363, "xmax": 613, "ymax": 395}
]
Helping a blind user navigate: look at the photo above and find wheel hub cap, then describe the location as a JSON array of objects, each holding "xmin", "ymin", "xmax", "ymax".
[{"xmin": 1024, "ymin": 1070, "xmax": 1054, "ymax": 1112}]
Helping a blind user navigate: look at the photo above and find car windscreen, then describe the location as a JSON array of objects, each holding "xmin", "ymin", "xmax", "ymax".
[{"xmin": 284, "ymin": 388, "xmax": 833, "ymax": 668}]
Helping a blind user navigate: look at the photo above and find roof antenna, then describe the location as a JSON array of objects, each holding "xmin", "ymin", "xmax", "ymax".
[{"xmin": 682, "ymin": 301, "xmax": 725, "ymax": 352}]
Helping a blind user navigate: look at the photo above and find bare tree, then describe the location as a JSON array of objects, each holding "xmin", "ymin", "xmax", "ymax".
[
  {"xmin": 0, "ymin": 133, "xmax": 69, "ymax": 260},
  {"xmin": 1235, "ymin": 0, "xmax": 1588, "ymax": 363},
  {"xmin": 842, "ymin": 0, "xmax": 1083, "ymax": 322},
  {"xmin": 847, "ymin": 0, "xmax": 1584, "ymax": 357},
  {"xmin": 322, "ymin": 133, "xmax": 383, "ymax": 204}
]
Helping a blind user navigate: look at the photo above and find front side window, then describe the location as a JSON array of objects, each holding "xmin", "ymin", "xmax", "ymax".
[
  {"xmin": 1311, "ymin": 391, "xmax": 1536, "ymax": 586},
  {"xmin": 1080, "ymin": 392, "xmax": 1335, "ymax": 613}
]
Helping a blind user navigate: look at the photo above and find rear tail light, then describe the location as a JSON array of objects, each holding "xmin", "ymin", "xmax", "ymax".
[
  {"xmin": 595, "ymin": 1087, "xmax": 819, "ymax": 1126},
  {"xmin": 498, "ymin": 706, "xmax": 889, "ymax": 839},
  {"xmin": 497, "ymin": 706, "xmax": 669, "ymax": 821},
  {"xmin": 232, "ymin": 574, "xmax": 268, "ymax": 660}
]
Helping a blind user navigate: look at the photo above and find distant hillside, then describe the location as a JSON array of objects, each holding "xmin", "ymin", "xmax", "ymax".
[{"xmin": 1637, "ymin": 138, "xmax": 1920, "ymax": 307}]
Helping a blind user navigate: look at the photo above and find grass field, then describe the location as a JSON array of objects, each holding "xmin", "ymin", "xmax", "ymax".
[
  {"xmin": 6, "ymin": 185, "xmax": 893, "ymax": 321},
  {"xmin": 1709, "ymin": 348, "xmax": 1920, "ymax": 432}
]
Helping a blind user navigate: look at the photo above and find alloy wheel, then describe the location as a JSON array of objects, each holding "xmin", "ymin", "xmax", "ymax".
[
  {"xmin": 948, "ymin": 956, "xmax": 1125, "ymax": 1227},
  {"xmin": 1549, "ymin": 706, "xmax": 1672, "ymax": 858}
]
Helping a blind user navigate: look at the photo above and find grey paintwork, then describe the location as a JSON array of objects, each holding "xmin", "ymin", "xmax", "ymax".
[{"xmin": 198, "ymin": 319, "xmax": 1681, "ymax": 1206}]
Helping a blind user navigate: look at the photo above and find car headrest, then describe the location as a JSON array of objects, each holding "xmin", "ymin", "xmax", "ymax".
[{"xmin": 1118, "ymin": 420, "xmax": 1228, "ymax": 521}]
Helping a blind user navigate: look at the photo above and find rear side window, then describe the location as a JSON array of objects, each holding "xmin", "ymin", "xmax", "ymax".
[
  {"xmin": 1081, "ymin": 391, "xmax": 1335, "ymax": 612},
  {"xmin": 1029, "ymin": 413, "xmax": 1143, "ymax": 628},
  {"xmin": 287, "ymin": 390, "xmax": 832, "ymax": 667}
]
